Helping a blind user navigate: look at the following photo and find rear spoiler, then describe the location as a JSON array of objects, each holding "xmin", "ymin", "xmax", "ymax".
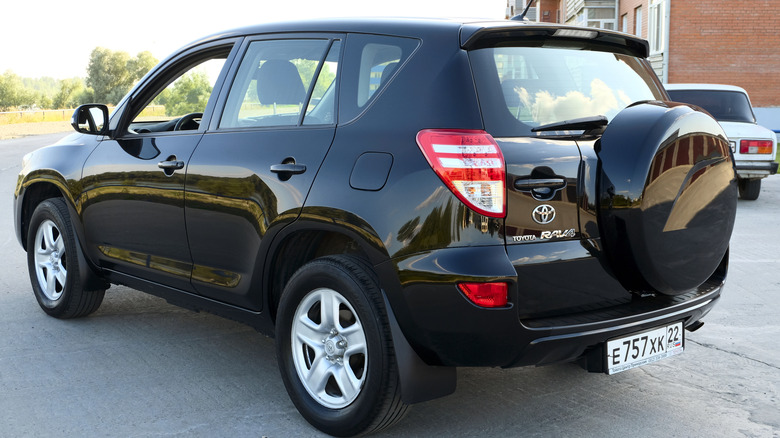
[{"xmin": 460, "ymin": 23, "xmax": 649, "ymax": 58}]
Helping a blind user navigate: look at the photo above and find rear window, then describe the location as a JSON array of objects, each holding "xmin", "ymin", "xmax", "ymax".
[
  {"xmin": 666, "ymin": 89, "xmax": 755, "ymax": 123},
  {"xmin": 469, "ymin": 46, "xmax": 665, "ymax": 137}
]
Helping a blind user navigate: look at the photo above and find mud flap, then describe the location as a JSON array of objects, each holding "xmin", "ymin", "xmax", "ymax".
[{"xmin": 381, "ymin": 292, "xmax": 456, "ymax": 404}]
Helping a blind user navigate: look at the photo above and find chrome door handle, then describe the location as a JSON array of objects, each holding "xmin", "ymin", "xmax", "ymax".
[
  {"xmin": 158, "ymin": 160, "xmax": 185, "ymax": 170},
  {"xmin": 270, "ymin": 164, "xmax": 306, "ymax": 175},
  {"xmin": 515, "ymin": 177, "xmax": 567, "ymax": 198}
]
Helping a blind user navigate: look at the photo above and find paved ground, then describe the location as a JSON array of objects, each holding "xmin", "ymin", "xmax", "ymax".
[{"xmin": 0, "ymin": 133, "xmax": 778, "ymax": 437}]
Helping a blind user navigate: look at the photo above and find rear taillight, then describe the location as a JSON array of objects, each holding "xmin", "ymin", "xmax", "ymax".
[
  {"xmin": 458, "ymin": 282, "xmax": 509, "ymax": 308},
  {"xmin": 416, "ymin": 129, "xmax": 505, "ymax": 218},
  {"xmin": 739, "ymin": 139, "xmax": 773, "ymax": 154}
]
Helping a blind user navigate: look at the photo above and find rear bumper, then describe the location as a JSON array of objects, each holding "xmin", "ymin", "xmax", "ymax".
[
  {"xmin": 735, "ymin": 160, "xmax": 779, "ymax": 177},
  {"xmin": 382, "ymin": 244, "xmax": 725, "ymax": 369}
]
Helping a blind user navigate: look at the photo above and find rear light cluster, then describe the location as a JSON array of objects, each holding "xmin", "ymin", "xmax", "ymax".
[
  {"xmin": 416, "ymin": 129, "xmax": 506, "ymax": 218},
  {"xmin": 739, "ymin": 139, "xmax": 773, "ymax": 154},
  {"xmin": 458, "ymin": 282, "xmax": 509, "ymax": 308}
]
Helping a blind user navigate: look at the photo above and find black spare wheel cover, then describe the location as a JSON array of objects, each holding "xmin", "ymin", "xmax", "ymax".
[{"xmin": 596, "ymin": 101, "xmax": 737, "ymax": 295}]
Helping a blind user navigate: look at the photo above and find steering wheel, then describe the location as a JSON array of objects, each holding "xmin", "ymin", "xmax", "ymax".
[{"xmin": 174, "ymin": 112, "xmax": 203, "ymax": 131}]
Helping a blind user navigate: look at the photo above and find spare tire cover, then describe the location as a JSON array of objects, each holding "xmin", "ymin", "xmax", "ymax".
[{"xmin": 597, "ymin": 101, "xmax": 737, "ymax": 295}]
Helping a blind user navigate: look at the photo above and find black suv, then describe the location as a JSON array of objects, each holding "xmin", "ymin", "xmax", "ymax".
[{"xmin": 15, "ymin": 18, "xmax": 737, "ymax": 436}]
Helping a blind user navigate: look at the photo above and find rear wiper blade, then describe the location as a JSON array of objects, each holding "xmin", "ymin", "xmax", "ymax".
[{"xmin": 531, "ymin": 115, "xmax": 608, "ymax": 134}]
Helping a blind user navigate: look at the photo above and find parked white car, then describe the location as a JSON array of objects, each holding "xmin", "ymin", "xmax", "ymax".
[{"xmin": 666, "ymin": 84, "xmax": 778, "ymax": 200}]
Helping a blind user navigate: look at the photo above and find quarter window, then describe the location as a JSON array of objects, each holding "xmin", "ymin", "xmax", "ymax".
[{"xmin": 338, "ymin": 34, "xmax": 419, "ymax": 123}]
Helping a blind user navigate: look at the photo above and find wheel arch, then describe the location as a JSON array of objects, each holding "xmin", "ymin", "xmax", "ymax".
[
  {"xmin": 263, "ymin": 216, "xmax": 457, "ymax": 405},
  {"xmin": 17, "ymin": 176, "xmax": 73, "ymax": 252},
  {"xmin": 17, "ymin": 177, "xmax": 109, "ymax": 292},
  {"xmin": 264, "ymin": 220, "xmax": 383, "ymax": 324}
]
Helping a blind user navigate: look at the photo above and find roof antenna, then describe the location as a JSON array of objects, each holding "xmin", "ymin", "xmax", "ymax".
[{"xmin": 510, "ymin": 0, "xmax": 536, "ymax": 21}]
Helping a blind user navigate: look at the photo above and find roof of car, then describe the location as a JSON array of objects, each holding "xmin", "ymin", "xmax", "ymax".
[
  {"xmin": 183, "ymin": 17, "xmax": 649, "ymax": 57},
  {"xmin": 665, "ymin": 83, "xmax": 749, "ymax": 94}
]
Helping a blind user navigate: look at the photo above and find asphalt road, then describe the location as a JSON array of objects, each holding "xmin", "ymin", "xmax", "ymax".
[{"xmin": 1, "ymin": 133, "xmax": 778, "ymax": 437}]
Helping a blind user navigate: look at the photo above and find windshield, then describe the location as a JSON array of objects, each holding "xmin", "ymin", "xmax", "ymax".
[
  {"xmin": 666, "ymin": 89, "xmax": 755, "ymax": 123},
  {"xmin": 469, "ymin": 46, "xmax": 665, "ymax": 137}
]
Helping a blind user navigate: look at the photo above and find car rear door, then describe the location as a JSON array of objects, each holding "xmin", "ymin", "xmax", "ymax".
[
  {"xmin": 184, "ymin": 36, "xmax": 343, "ymax": 309},
  {"xmin": 467, "ymin": 32, "xmax": 670, "ymax": 318}
]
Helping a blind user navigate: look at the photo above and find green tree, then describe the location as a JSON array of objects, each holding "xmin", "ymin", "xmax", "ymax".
[
  {"xmin": 164, "ymin": 71, "xmax": 213, "ymax": 116},
  {"xmin": 128, "ymin": 51, "xmax": 158, "ymax": 82},
  {"xmin": 36, "ymin": 92, "xmax": 52, "ymax": 109},
  {"xmin": 86, "ymin": 48, "xmax": 158, "ymax": 105},
  {"xmin": 290, "ymin": 59, "xmax": 335, "ymax": 97},
  {"xmin": 22, "ymin": 76, "xmax": 59, "ymax": 97},
  {"xmin": 53, "ymin": 78, "xmax": 88, "ymax": 109},
  {"xmin": 0, "ymin": 70, "xmax": 36, "ymax": 110}
]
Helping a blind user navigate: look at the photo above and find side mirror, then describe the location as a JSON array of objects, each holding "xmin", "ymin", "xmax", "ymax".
[{"xmin": 71, "ymin": 104, "xmax": 110, "ymax": 135}]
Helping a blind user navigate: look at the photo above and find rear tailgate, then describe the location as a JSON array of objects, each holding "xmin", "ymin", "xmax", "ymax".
[{"xmin": 466, "ymin": 24, "xmax": 667, "ymax": 319}]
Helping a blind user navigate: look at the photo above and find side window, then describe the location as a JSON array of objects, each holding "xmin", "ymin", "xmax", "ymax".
[
  {"xmin": 303, "ymin": 41, "xmax": 341, "ymax": 125},
  {"xmin": 130, "ymin": 54, "xmax": 229, "ymax": 133},
  {"xmin": 357, "ymin": 43, "xmax": 402, "ymax": 107},
  {"xmin": 339, "ymin": 34, "xmax": 420, "ymax": 123},
  {"xmin": 220, "ymin": 39, "xmax": 340, "ymax": 128}
]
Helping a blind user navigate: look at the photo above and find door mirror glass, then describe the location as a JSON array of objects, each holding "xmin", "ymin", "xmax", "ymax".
[{"xmin": 71, "ymin": 104, "xmax": 109, "ymax": 135}]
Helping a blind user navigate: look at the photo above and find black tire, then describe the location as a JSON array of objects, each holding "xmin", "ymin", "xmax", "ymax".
[
  {"xmin": 738, "ymin": 178, "xmax": 761, "ymax": 200},
  {"xmin": 26, "ymin": 198, "xmax": 105, "ymax": 318},
  {"xmin": 275, "ymin": 255, "xmax": 408, "ymax": 437}
]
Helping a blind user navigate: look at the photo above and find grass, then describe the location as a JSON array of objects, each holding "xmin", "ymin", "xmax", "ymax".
[
  {"xmin": 0, "ymin": 109, "xmax": 75, "ymax": 124},
  {"xmin": 0, "ymin": 105, "xmax": 164, "ymax": 125}
]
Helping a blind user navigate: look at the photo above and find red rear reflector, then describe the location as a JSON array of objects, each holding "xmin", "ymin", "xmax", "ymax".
[
  {"xmin": 458, "ymin": 282, "xmax": 509, "ymax": 308},
  {"xmin": 739, "ymin": 139, "xmax": 773, "ymax": 154},
  {"xmin": 416, "ymin": 129, "xmax": 506, "ymax": 218}
]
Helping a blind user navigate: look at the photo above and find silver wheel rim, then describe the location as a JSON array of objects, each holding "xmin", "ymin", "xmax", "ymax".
[
  {"xmin": 33, "ymin": 219, "xmax": 67, "ymax": 301},
  {"xmin": 291, "ymin": 287, "xmax": 368, "ymax": 409}
]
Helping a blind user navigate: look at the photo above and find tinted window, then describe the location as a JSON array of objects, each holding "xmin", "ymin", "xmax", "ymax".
[
  {"xmin": 127, "ymin": 47, "xmax": 232, "ymax": 133},
  {"xmin": 220, "ymin": 39, "xmax": 339, "ymax": 128},
  {"xmin": 470, "ymin": 47, "xmax": 664, "ymax": 137},
  {"xmin": 303, "ymin": 41, "xmax": 341, "ymax": 126},
  {"xmin": 339, "ymin": 34, "xmax": 419, "ymax": 123},
  {"xmin": 666, "ymin": 89, "xmax": 755, "ymax": 123}
]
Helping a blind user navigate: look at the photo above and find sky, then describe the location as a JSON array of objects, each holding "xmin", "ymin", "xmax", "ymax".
[{"xmin": 1, "ymin": 0, "xmax": 508, "ymax": 79}]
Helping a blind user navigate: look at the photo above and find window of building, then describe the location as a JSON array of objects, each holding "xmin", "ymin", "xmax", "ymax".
[
  {"xmin": 634, "ymin": 6, "xmax": 643, "ymax": 37},
  {"xmin": 649, "ymin": 0, "xmax": 666, "ymax": 54},
  {"xmin": 622, "ymin": 14, "xmax": 627, "ymax": 33},
  {"xmin": 583, "ymin": 6, "xmax": 617, "ymax": 29}
]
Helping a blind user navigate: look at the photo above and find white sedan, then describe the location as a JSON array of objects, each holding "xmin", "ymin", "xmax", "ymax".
[{"xmin": 666, "ymin": 84, "xmax": 778, "ymax": 200}]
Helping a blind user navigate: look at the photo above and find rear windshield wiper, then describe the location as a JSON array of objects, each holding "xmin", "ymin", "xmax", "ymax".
[{"xmin": 531, "ymin": 115, "xmax": 608, "ymax": 137}]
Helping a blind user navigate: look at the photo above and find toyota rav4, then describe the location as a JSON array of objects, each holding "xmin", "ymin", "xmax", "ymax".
[{"xmin": 15, "ymin": 17, "xmax": 737, "ymax": 436}]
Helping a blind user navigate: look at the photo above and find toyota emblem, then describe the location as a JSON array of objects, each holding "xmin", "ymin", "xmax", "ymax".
[{"xmin": 532, "ymin": 204, "xmax": 556, "ymax": 224}]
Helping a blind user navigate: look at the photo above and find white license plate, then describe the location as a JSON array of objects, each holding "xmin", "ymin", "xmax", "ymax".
[{"xmin": 606, "ymin": 322, "xmax": 684, "ymax": 375}]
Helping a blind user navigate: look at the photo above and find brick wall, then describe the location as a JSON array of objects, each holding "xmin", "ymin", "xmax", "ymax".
[
  {"xmin": 538, "ymin": 0, "xmax": 562, "ymax": 22},
  {"xmin": 618, "ymin": 0, "xmax": 647, "ymax": 37},
  {"xmin": 669, "ymin": 0, "xmax": 780, "ymax": 107}
]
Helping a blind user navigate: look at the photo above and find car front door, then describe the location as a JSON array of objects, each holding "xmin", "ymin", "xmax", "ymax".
[
  {"xmin": 80, "ymin": 40, "xmax": 240, "ymax": 291},
  {"xmin": 184, "ymin": 36, "xmax": 342, "ymax": 309}
]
